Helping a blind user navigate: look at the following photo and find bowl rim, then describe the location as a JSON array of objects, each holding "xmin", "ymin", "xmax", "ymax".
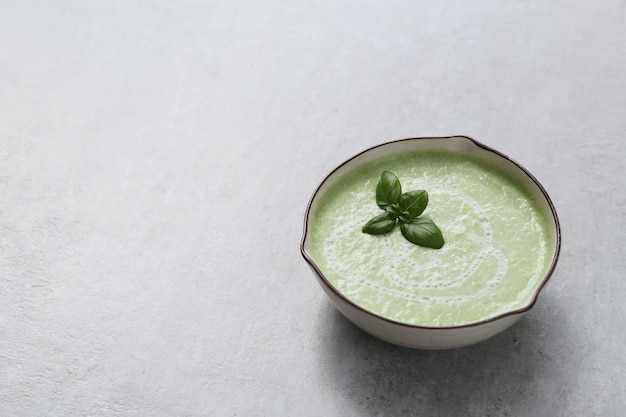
[{"xmin": 300, "ymin": 135, "xmax": 562, "ymax": 330}]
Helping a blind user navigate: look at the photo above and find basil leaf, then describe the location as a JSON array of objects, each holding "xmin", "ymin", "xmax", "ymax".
[
  {"xmin": 362, "ymin": 213, "xmax": 397, "ymax": 235},
  {"xmin": 400, "ymin": 217, "xmax": 444, "ymax": 249},
  {"xmin": 399, "ymin": 190, "xmax": 428, "ymax": 219},
  {"xmin": 384, "ymin": 203, "xmax": 401, "ymax": 219},
  {"xmin": 364, "ymin": 170, "xmax": 444, "ymax": 249},
  {"xmin": 376, "ymin": 171, "xmax": 402, "ymax": 209}
]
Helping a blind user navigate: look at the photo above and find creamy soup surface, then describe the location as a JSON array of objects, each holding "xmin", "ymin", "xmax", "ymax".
[{"xmin": 309, "ymin": 150, "xmax": 554, "ymax": 327}]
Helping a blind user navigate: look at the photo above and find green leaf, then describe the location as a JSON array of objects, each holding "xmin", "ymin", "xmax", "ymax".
[
  {"xmin": 376, "ymin": 171, "xmax": 402, "ymax": 210},
  {"xmin": 384, "ymin": 203, "xmax": 401, "ymax": 219},
  {"xmin": 400, "ymin": 217, "xmax": 445, "ymax": 249},
  {"xmin": 399, "ymin": 190, "xmax": 428, "ymax": 219},
  {"xmin": 364, "ymin": 170, "xmax": 444, "ymax": 249},
  {"xmin": 362, "ymin": 213, "xmax": 397, "ymax": 235}
]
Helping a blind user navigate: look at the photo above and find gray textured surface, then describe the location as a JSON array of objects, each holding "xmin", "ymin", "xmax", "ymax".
[{"xmin": 1, "ymin": 1, "xmax": 625, "ymax": 416}]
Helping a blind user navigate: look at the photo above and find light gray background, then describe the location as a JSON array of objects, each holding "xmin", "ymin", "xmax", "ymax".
[{"xmin": 1, "ymin": 1, "xmax": 625, "ymax": 416}]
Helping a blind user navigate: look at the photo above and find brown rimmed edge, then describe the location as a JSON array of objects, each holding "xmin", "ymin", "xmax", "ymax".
[{"xmin": 299, "ymin": 135, "xmax": 562, "ymax": 331}]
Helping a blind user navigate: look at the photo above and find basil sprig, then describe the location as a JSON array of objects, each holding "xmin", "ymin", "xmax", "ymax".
[{"xmin": 362, "ymin": 171, "xmax": 444, "ymax": 249}]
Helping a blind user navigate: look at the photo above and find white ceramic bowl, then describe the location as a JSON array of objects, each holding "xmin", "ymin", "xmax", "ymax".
[{"xmin": 301, "ymin": 136, "xmax": 561, "ymax": 349}]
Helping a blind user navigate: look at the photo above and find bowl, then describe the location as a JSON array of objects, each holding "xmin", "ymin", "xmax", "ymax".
[{"xmin": 300, "ymin": 136, "xmax": 561, "ymax": 349}]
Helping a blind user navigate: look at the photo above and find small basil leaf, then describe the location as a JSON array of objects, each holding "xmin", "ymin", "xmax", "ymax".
[
  {"xmin": 376, "ymin": 171, "xmax": 402, "ymax": 209},
  {"xmin": 384, "ymin": 203, "xmax": 401, "ymax": 219},
  {"xmin": 400, "ymin": 217, "xmax": 444, "ymax": 249},
  {"xmin": 398, "ymin": 213, "xmax": 412, "ymax": 224},
  {"xmin": 399, "ymin": 190, "xmax": 428, "ymax": 218},
  {"xmin": 362, "ymin": 213, "xmax": 397, "ymax": 235}
]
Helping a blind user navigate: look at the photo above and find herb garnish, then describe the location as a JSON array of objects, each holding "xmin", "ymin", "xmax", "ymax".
[{"xmin": 362, "ymin": 171, "xmax": 444, "ymax": 249}]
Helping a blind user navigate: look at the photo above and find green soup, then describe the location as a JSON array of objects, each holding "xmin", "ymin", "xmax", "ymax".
[{"xmin": 309, "ymin": 150, "xmax": 554, "ymax": 327}]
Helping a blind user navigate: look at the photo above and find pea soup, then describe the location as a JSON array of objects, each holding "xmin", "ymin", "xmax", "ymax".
[{"xmin": 309, "ymin": 150, "xmax": 554, "ymax": 327}]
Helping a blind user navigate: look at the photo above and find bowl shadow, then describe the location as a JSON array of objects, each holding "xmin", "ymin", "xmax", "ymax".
[{"xmin": 316, "ymin": 298, "xmax": 567, "ymax": 416}]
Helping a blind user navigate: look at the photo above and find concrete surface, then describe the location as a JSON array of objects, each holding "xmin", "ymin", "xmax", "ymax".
[{"xmin": 1, "ymin": 1, "xmax": 625, "ymax": 416}]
